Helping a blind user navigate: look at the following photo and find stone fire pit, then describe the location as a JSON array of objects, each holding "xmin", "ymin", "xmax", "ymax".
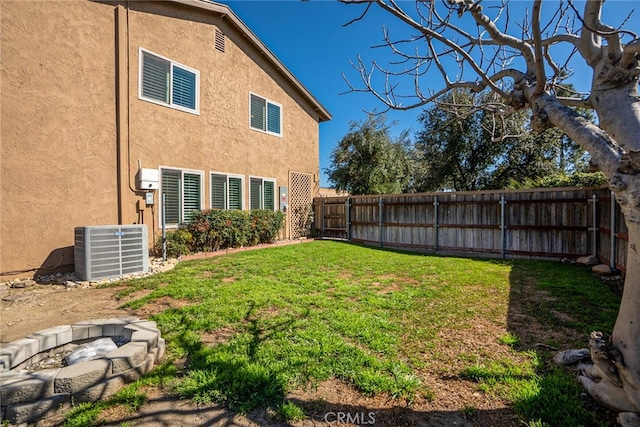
[{"xmin": 0, "ymin": 317, "xmax": 165, "ymax": 425}]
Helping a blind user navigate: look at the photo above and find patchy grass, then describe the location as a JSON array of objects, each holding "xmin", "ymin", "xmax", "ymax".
[
  {"xmin": 69, "ymin": 240, "xmax": 620, "ymax": 426},
  {"xmin": 499, "ymin": 332, "xmax": 521, "ymax": 348},
  {"xmin": 274, "ymin": 401, "xmax": 306, "ymax": 422}
]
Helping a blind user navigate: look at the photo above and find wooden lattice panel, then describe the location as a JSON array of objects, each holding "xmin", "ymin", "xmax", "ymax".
[{"xmin": 289, "ymin": 172, "xmax": 313, "ymax": 238}]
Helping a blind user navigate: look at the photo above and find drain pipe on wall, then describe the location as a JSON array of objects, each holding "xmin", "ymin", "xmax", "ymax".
[
  {"xmin": 162, "ymin": 193, "xmax": 167, "ymax": 261},
  {"xmin": 115, "ymin": 3, "xmax": 136, "ymax": 225}
]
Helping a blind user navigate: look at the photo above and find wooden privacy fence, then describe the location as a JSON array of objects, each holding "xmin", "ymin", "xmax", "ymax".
[{"xmin": 313, "ymin": 186, "xmax": 628, "ymax": 274}]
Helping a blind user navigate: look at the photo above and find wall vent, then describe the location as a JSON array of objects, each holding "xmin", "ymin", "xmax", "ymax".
[
  {"xmin": 74, "ymin": 225, "xmax": 149, "ymax": 281},
  {"xmin": 215, "ymin": 29, "xmax": 225, "ymax": 53}
]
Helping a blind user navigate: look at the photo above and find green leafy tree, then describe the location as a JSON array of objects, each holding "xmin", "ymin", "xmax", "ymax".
[
  {"xmin": 325, "ymin": 114, "xmax": 411, "ymax": 195},
  {"xmin": 412, "ymin": 89, "xmax": 591, "ymax": 192}
]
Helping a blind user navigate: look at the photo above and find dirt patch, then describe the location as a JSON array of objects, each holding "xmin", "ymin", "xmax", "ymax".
[
  {"xmin": 1, "ymin": 285, "xmax": 131, "ymax": 343},
  {"xmin": 200, "ymin": 327, "xmax": 237, "ymax": 346},
  {"xmin": 133, "ymin": 295, "xmax": 191, "ymax": 318},
  {"xmin": 376, "ymin": 283, "xmax": 401, "ymax": 294}
]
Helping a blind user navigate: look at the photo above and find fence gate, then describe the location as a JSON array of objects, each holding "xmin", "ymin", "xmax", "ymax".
[{"xmin": 289, "ymin": 171, "xmax": 313, "ymax": 239}]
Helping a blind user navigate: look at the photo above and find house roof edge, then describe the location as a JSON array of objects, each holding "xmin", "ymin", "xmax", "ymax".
[{"xmin": 168, "ymin": 0, "xmax": 332, "ymax": 122}]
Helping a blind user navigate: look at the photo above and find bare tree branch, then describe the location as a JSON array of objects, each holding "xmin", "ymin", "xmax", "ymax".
[
  {"xmin": 579, "ymin": 0, "xmax": 604, "ymax": 65},
  {"xmin": 532, "ymin": 0, "xmax": 546, "ymax": 95},
  {"xmin": 342, "ymin": 1, "xmax": 373, "ymax": 27},
  {"xmin": 555, "ymin": 96, "xmax": 592, "ymax": 109},
  {"xmin": 341, "ymin": 0, "xmax": 511, "ymax": 99},
  {"xmin": 529, "ymin": 90, "xmax": 623, "ymax": 176},
  {"xmin": 621, "ymin": 39, "xmax": 640, "ymax": 69}
]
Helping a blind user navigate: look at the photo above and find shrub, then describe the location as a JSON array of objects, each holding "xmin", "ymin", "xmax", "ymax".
[
  {"xmin": 188, "ymin": 210, "xmax": 252, "ymax": 251},
  {"xmin": 156, "ymin": 209, "xmax": 286, "ymax": 258},
  {"xmin": 508, "ymin": 171, "xmax": 607, "ymax": 189},
  {"xmin": 292, "ymin": 205, "xmax": 315, "ymax": 238},
  {"xmin": 534, "ymin": 171, "xmax": 607, "ymax": 188},
  {"xmin": 153, "ymin": 227, "xmax": 193, "ymax": 258},
  {"xmin": 249, "ymin": 210, "xmax": 286, "ymax": 245}
]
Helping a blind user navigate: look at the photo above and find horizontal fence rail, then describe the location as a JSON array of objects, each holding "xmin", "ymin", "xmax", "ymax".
[{"xmin": 313, "ymin": 186, "xmax": 627, "ymax": 274}]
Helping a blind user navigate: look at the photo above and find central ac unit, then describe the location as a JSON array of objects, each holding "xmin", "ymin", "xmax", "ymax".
[{"xmin": 74, "ymin": 225, "xmax": 149, "ymax": 281}]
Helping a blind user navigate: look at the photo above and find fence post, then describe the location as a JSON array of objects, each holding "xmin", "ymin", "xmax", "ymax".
[
  {"xmin": 345, "ymin": 197, "xmax": 351, "ymax": 241},
  {"xmin": 610, "ymin": 191, "xmax": 616, "ymax": 270},
  {"xmin": 379, "ymin": 196, "xmax": 384, "ymax": 248},
  {"xmin": 590, "ymin": 194, "xmax": 597, "ymax": 257},
  {"xmin": 320, "ymin": 198, "xmax": 325, "ymax": 234},
  {"xmin": 433, "ymin": 196, "xmax": 439, "ymax": 254},
  {"xmin": 500, "ymin": 195, "xmax": 506, "ymax": 259}
]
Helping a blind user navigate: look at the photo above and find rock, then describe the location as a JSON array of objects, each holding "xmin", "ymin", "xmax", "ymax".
[
  {"xmin": 618, "ymin": 412, "xmax": 640, "ymax": 427},
  {"xmin": 577, "ymin": 255, "xmax": 599, "ymax": 266},
  {"xmin": 553, "ymin": 348, "xmax": 591, "ymax": 366},
  {"xmin": 592, "ymin": 264, "xmax": 613, "ymax": 275},
  {"xmin": 11, "ymin": 280, "xmax": 35, "ymax": 289}
]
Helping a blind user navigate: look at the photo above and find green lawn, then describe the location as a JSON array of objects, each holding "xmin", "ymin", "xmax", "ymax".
[{"xmin": 65, "ymin": 240, "xmax": 620, "ymax": 426}]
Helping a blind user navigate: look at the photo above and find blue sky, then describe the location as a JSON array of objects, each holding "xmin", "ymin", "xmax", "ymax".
[{"xmin": 221, "ymin": 0, "xmax": 638, "ymax": 187}]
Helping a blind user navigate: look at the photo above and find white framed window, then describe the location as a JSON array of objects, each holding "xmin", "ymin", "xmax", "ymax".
[
  {"xmin": 210, "ymin": 172, "xmax": 244, "ymax": 210},
  {"xmin": 249, "ymin": 93, "xmax": 282, "ymax": 136},
  {"xmin": 139, "ymin": 48, "xmax": 200, "ymax": 115},
  {"xmin": 160, "ymin": 167, "xmax": 204, "ymax": 226},
  {"xmin": 249, "ymin": 176, "xmax": 276, "ymax": 210}
]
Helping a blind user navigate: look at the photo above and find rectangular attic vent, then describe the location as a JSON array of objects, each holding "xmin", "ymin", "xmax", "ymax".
[
  {"xmin": 215, "ymin": 29, "xmax": 225, "ymax": 53},
  {"xmin": 74, "ymin": 225, "xmax": 149, "ymax": 281}
]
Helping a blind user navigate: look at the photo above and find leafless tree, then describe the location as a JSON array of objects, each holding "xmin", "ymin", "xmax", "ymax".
[{"xmin": 340, "ymin": 0, "xmax": 640, "ymax": 423}]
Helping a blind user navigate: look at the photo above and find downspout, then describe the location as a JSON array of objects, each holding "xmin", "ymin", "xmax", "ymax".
[
  {"xmin": 115, "ymin": 3, "xmax": 135, "ymax": 225},
  {"xmin": 115, "ymin": 4, "xmax": 127, "ymax": 224}
]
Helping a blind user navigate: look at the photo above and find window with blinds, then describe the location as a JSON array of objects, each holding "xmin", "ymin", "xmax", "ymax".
[
  {"xmin": 211, "ymin": 173, "xmax": 243, "ymax": 210},
  {"xmin": 249, "ymin": 93, "xmax": 282, "ymax": 136},
  {"xmin": 249, "ymin": 177, "xmax": 275, "ymax": 210},
  {"xmin": 140, "ymin": 49, "xmax": 199, "ymax": 114},
  {"xmin": 161, "ymin": 168, "xmax": 203, "ymax": 226}
]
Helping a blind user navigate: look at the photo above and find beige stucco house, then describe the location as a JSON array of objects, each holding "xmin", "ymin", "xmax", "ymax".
[{"xmin": 1, "ymin": 0, "xmax": 331, "ymax": 279}]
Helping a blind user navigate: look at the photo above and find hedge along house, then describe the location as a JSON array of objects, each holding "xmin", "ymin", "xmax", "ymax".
[{"xmin": 0, "ymin": 0, "xmax": 331, "ymax": 279}]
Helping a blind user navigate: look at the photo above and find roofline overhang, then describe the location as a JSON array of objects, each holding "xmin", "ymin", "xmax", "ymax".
[{"xmin": 168, "ymin": 0, "xmax": 332, "ymax": 122}]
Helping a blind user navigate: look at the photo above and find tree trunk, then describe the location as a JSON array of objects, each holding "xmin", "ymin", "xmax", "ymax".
[
  {"xmin": 525, "ymin": 77, "xmax": 640, "ymax": 423},
  {"xmin": 581, "ymin": 78, "xmax": 640, "ymax": 422},
  {"xmin": 611, "ymin": 221, "xmax": 640, "ymax": 411},
  {"xmin": 577, "ymin": 165, "xmax": 640, "ymax": 416}
]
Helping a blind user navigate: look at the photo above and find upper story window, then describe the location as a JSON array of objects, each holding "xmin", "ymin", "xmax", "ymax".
[
  {"xmin": 211, "ymin": 173, "xmax": 244, "ymax": 210},
  {"xmin": 250, "ymin": 93, "xmax": 282, "ymax": 136},
  {"xmin": 139, "ymin": 49, "xmax": 199, "ymax": 115}
]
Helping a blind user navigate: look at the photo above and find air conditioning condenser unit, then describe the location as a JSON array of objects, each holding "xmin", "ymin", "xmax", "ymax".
[{"xmin": 75, "ymin": 225, "xmax": 149, "ymax": 281}]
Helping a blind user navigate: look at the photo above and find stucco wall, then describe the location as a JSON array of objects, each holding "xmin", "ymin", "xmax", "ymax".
[
  {"xmin": 1, "ymin": 0, "xmax": 324, "ymax": 277},
  {"xmin": 121, "ymin": 1, "xmax": 322, "ymax": 245},
  {"xmin": 1, "ymin": 1, "xmax": 118, "ymax": 276}
]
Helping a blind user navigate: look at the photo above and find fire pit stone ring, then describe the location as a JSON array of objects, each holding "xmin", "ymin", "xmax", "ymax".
[{"xmin": 0, "ymin": 316, "xmax": 165, "ymax": 425}]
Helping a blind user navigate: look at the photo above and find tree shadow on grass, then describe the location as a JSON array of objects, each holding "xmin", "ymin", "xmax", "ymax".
[
  {"xmin": 505, "ymin": 260, "xmax": 621, "ymax": 427},
  {"xmin": 99, "ymin": 392, "xmax": 520, "ymax": 427}
]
